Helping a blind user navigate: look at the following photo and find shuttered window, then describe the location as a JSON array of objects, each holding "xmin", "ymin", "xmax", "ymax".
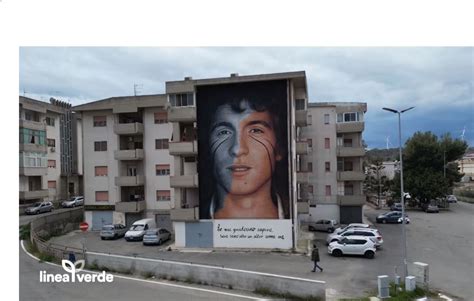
[
  {"xmin": 48, "ymin": 160, "xmax": 56, "ymax": 168},
  {"xmin": 154, "ymin": 112, "xmax": 168, "ymax": 124},
  {"xmin": 95, "ymin": 166, "xmax": 108, "ymax": 176},
  {"xmin": 95, "ymin": 191, "xmax": 109, "ymax": 202},
  {"xmin": 48, "ymin": 181, "xmax": 56, "ymax": 189},
  {"xmin": 156, "ymin": 164, "xmax": 170, "ymax": 176},
  {"xmin": 93, "ymin": 116, "xmax": 107, "ymax": 127},
  {"xmin": 156, "ymin": 190, "xmax": 171, "ymax": 201}
]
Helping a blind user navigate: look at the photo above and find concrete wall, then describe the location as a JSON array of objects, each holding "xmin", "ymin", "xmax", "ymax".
[
  {"xmin": 30, "ymin": 207, "xmax": 84, "ymax": 241},
  {"xmin": 86, "ymin": 251, "xmax": 326, "ymax": 300}
]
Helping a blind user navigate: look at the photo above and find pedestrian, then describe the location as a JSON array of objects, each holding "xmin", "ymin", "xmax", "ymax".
[
  {"xmin": 311, "ymin": 244, "xmax": 323, "ymax": 272},
  {"xmin": 68, "ymin": 251, "xmax": 76, "ymax": 264}
]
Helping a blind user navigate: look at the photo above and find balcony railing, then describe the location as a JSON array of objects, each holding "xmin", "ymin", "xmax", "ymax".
[
  {"xmin": 114, "ymin": 149, "xmax": 144, "ymax": 161},
  {"xmin": 19, "ymin": 190, "xmax": 49, "ymax": 200},
  {"xmin": 337, "ymin": 195, "xmax": 366, "ymax": 206},
  {"xmin": 114, "ymin": 175, "xmax": 145, "ymax": 186},
  {"xmin": 336, "ymin": 146, "xmax": 365, "ymax": 157},
  {"xmin": 115, "ymin": 200, "xmax": 146, "ymax": 213},
  {"xmin": 168, "ymin": 107, "xmax": 196, "ymax": 122},
  {"xmin": 336, "ymin": 122, "xmax": 364, "ymax": 133},
  {"xmin": 169, "ymin": 141, "xmax": 198, "ymax": 155},
  {"xmin": 19, "ymin": 144, "xmax": 48, "ymax": 153},
  {"xmin": 170, "ymin": 207, "xmax": 199, "ymax": 221},
  {"xmin": 337, "ymin": 171, "xmax": 366, "ymax": 181},
  {"xmin": 19, "ymin": 119, "xmax": 46, "ymax": 131},
  {"xmin": 113, "ymin": 122, "xmax": 144, "ymax": 135},
  {"xmin": 295, "ymin": 110, "xmax": 308, "ymax": 127},
  {"xmin": 297, "ymin": 201, "xmax": 309, "ymax": 214},
  {"xmin": 19, "ymin": 167, "xmax": 47, "ymax": 176},
  {"xmin": 170, "ymin": 174, "xmax": 198, "ymax": 188},
  {"xmin": 296, "ymin": 141, "xmax": 310, "ymax": 155},
  {"xmin": 296, "ymin": 172, "xmax": 309, "ymax": 183}
]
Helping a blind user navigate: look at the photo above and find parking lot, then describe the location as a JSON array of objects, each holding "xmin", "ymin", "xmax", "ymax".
[{"xmin": 48, "ymin": 202, "xmax": 473, "ymax": 300}]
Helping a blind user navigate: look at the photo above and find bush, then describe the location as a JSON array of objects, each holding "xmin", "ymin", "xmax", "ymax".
[{"xmin": 19, "ymin": 224, "xmax": 31, "ymax": 240}]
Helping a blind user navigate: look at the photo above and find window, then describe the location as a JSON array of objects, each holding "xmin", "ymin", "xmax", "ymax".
[
  {"xmin": 95, "ymin": 166, "xmax": 108, "ymax": 176},
  {"xmin": 19, "ymin": 128, "xmax": 46, "ymax": 145},
  {"xmin": 307, "ymin": 162, "xmax": 313, "ymax": 172},
  {"xmin": 307, "ymin": 139, "xmax": 312, "ymax": 148},
  {"xmin": 184, "ymin": 156, "xmax": 196, "ymax": 163},
  {"xmin": 344, "ymin": 183, "xmax": 354, "ymax": 195},
  {"xmin": 48, "ymin": 160, "xmax": 56, "ymax": 168},
  {"xmin": 169, "ymin": 93, "xmax": 194, "ymax": 107},
  {"xmin": 45, "ymin": 117, "xmax": 55, "ymax": 126},
  {"xmin": 156, "ymin": 190, "xmax": 171, "ymax": 201},
  {"xmin": 324, "ymin": 114, "xmax": 330, "ymax": 124},
  {"xmin": 156, "ymin": 164, "xmax": 170, "ymax": 176},
  {"xmin": 19, "ymin": 152, "xmax": 47, "ymax": 168},
  {"xmin": 324, "ymin": 138, "xmax": 330, "ymax": 149},
  {"xmin": 95, "ymin": 191, "xmax": 109, "ymax": 202},
  {"xmin": 325, "ymin": 185, "xmax": 331, "ymax": 196},
  {"xmin": 154, "ymin": 111, "xmax": 168, "ymax": 124},
  {"xmin": 308, "ymin": 185, "xmax": 314, "ymax": 194},
  {"xmin": 155, "ymin": 139, "xmax": 169, "ymax": 150},
  {"xmin": 94, "ymin": 141, "xmax": 107, "ymax": 151},
  {"xmin": 295, "ymin": 99, "xmax": 305, "ymax": 110},
  {"xmin": 47, "ymin": 139, "xmax": 55, "ymax": 147},
  {"xmin": 337, "ymin": 112, "xmax": 362, "ymax": 123},
  {"xmin": 343, "ymin": 138, "xmax": 353, "ymax": 147},
  {"xmin": 344, "ymin": 161, "xmax": 353, "ymax": 171},
  {"xmin": 337, "ymin": 182, "xmax": 344, "ymax": 196},
  {"xmin": 48, "ymin": 181, "xmax": 56, "ymax": 189},
  {"xmin": 344, "ymin": 112, "xmax": 357, "ymax": 122},
  {"xmin": 93, "ymin": 116, "xmax": 107, "ymax": 127},
  {"xmin": 325, "ymin": 162, "xmax": 330, "ymax": 172}
]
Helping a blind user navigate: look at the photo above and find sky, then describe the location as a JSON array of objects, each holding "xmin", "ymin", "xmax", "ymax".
[{"xmin": 19, "ymin": 47, "xmax": 473, "ymax": 149}]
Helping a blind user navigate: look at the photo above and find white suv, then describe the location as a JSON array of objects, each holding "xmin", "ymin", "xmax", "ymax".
[
  {"xmin": 328, "ymin": 236, "xmax": 377, "ymax": 259},
  {"xmin": 333, "ymin": 223, "xmax": 370, "ymax": 234},
  {"xmin": 327, "ymin": 228, "xmax": 383, "ymax": 248}
]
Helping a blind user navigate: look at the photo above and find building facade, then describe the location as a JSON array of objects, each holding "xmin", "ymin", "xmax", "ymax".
[{"xmin": 300, "ymin": 102, "xmax": 367, "ymax": 224}]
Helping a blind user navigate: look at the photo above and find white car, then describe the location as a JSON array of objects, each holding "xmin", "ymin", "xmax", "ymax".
[
  {"xmin": 61, "ymin": 196, "xmax": 84, "ymax": 208},
  {"xmin": 334, "ymin": 223, "xmax": 370, "ymax": 234},
  {"xmin": 328, "ymin": 236, "xmax": 377, "ymax": 259},
  {"xmin": 327, "ymin": 228, "xmax": 383, "ymax": 248}
]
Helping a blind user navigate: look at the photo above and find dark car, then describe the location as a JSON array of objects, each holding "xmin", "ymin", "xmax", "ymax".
[
  {"xmin": 423, "ymin": 204, "xmax": 440, "ymax": 213},
  {"xmin": 376, "ymin": 211, "xmax": 410, "ymax": 224},
  {"xmin": 390, "ymin": 203, "xmax": 403, "ymax": 211},
  {"xmin": 100, "ymin": 224, "xmax": 128, "ymax": 240},
  {"xmin": 24, "ymin": 201, "xmax": 54, "ymax": 215}
]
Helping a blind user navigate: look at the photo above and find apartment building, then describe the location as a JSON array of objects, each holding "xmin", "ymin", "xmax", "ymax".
[
  {"xmin": 19, "ymin": 96, "xmax": 81, "ymax": 210},
  {"xmin": 72, "ymin": 95, "xmax": 175, "ymax": 230},
  {"xmin": 300, "ymin": 102, "xmax": 367, "ymax": 224}
]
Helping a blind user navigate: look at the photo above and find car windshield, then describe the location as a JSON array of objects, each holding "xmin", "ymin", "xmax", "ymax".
[
  {"xmin": 102, "ymin": 225, "xmax": 114, "ymax": 230},
  {"xmin": 130, "ymin": 225, "xmax": 145, "ymax": 231},
  {"xmin": 145, "ymin": 230, "xmax": 157, "ymax": 235},
  {"xmin": 33, "ymin": 202, "xmax": 42, "ymax": 207},
  {"xmin": 68, "ymin": 197, "xmax": 76, "ymax": 202}
]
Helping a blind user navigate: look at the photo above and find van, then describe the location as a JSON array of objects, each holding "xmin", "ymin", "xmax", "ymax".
[{"xmin": 124, "ymin": 218, "xmax": 156, "ymax": 241}]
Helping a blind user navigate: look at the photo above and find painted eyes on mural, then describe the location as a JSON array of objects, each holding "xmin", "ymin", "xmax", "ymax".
[
  {"xmin": 216, "ymin": 128, "xmax": 233, "ymax": 138},
  {"xmin": 249, "ymin": 127, "xmax": 265, "ymax": 135}
]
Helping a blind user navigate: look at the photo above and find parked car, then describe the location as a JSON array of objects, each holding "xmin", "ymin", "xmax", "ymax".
[
  {"xmin": 24, "ymin": 201, "xmax": 54, "ymax": 215},
  {"xmin": 308, "ymin": 219, "xmax": 339, "ymax": 233},
  {"xmin": 100, "ymin": 224, "xmax": 128, "ymax": 240},
  {"xmin": 334, "ymin": 223, "xmax": 370, "ymax": 234},
  {"xmin": 390, "ymin": 203, "xmax": 403, "ymax": 211},
  {"xmin": 328, "ymin": 236, "xmax": 377, "ymax": 259},
  {"xmin": 61, "ymin": 196, "xmax": 84, "ymax": 208},
  {"xmin": 143, "ymin": 228, "xmax": 171, "ymax": 246},
  {"xmin": 446, "ymin": 195, "xmax": 458, "ymax": 203},
  {"xmin": 125, "ymin": 218, "xmax": 156, "ymax": 241},
  {"xmin": 376, "ymin": 211, "xmax": 410, "ymax": 224},
  {"xmin": 326, "ymin": 228, "xmax": 383, "ymax": 248},
  {"xmin": 424, "ymin": 204, "xmax": 440, "ymax": 213}
]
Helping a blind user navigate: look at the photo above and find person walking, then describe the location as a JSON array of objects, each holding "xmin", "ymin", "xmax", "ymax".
[
  {"xmin": 311, "ymin": 244, "xmax": 323, "ymax": 272},
  {"xmin": 68, "ymin": 251, "xmax": 76, "ymax": 264}
]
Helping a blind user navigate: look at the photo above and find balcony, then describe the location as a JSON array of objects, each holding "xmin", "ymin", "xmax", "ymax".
[
  {"xmin": 295, "ymin": 110, "xmax": 308, "ymax": 127},
  {"xmin": 19, "ymin": 144, "xmax": 48, "ymax": 153},
  {"xmin": 337, "ymin": 171, "xmax": 366, "ymax": 181},
  {"xmin": 169, "ymin": 141, "xmax": 198, "ymax": 155},
  {"xmin": 297, "ymin": 201, "xmax": 309, "ymax": 214},
  {"xmin": 168, "ymin": 107, "xmax": 196, "ymax": 122},
  {"xmin": 336, "ymin": 122, "xmax": 364, "ymax": 133},
  {"xmin": 336, "ymin": 146, "xmax": 365, "ymax": 157},
  {"xmin": 170, "ymin": 174, "xmax": 198, "ymax": 188},
  {"xmin": 114, "ymin": 149, "xmax": 144, "ymax": 161},
  {"xmin": 19, "ymin": 167, "xmax": 47, "ymax": 176},
  {"xmin": 19, "ymin": 119, "xmax": 46, "ymax": 131},
  {"xmin": 113, "ymin": 122, "xmax": 144, "ymax": 135},
  {"xmin": 337, "ymin": 195, "xmax": 366, "ymax": 206},
  {"xmin": 296, "ymin": 172, "xmax": 308, "ymax": 183},
  {"xmin": 296, "ymin": 141, "xmax": 310, "ymax": 155},
  {"xmin": 19, "ymin": 190, "xmax": 49, "ymax": 200},
  {"xmin": 115, "ymin": 200, "xmax": 146, "ymax": 213},
  {"xmin": 170, "ymin": 207, "xmax": 199, "ymax": 221},
  {"xmin": 114, "ymin": 175, "xmax": 145, "ymax": 186}
]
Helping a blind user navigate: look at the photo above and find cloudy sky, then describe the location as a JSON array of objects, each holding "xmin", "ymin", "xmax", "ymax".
[{"xmin": 19, "ymin": 47, "xmax": 473, "ymax": 149}]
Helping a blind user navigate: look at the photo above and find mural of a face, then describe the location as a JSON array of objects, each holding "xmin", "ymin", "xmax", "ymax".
[{"xmin": 210, "ymin": 101, "xmax": 281, "ymax": 197}]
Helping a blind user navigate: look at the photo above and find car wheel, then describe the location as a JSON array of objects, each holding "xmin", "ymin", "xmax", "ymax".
[
  {"xmin": 158, "ymin": 239, "xmax": 162, "ymax": 245},
  {"xmin": 365, "ymin": 250, "xmax": 375, "ymax": 259},
  {"xmin": 382, "ymin": 219, "xmax": 386, "ymax": 224},
  {"xmin": 101, "ymin": 237, "xmax": 105, "ymax": 240},
  {"xmin": 114, "ymin": 234, "xmax": 118, "ymax": 239},
  {"xmin": 332, "ymin": 249, "xmax": 343, "ymax": 257},
  {"xmin": 308, "ymin": 226, "xmax": 314, "ymax": 231},
  {"xmin": 328, "ymin": 228, "xmax": 334, "ymax": 233}
]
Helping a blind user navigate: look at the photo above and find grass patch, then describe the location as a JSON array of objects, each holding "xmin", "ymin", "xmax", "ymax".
[
  {"xmin": 19, "ymin": 224, "xmax": 31, "ymax": 240},
  {"xmin": 254, "ymin": 287, "xmax": 322, "ymax": 301},
  {"xmin": 141, "ymin": 271, "xmax": 155, "ymax": 279}
]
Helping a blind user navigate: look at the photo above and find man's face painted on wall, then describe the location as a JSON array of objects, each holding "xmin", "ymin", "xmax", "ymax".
[{"xmin": 210, "ymin": 101, "xmax": 282, "ymax": 196}]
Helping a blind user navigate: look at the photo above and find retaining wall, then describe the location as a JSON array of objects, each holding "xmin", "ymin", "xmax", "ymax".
[{"xmin": 87, "ymin": 251, "xmax": 326, "ymax": 300}]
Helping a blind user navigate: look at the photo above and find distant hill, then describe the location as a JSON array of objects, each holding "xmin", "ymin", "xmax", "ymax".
[{"xmin": 366, "ymin": 148, "xmax": 399, "ymax": 162}]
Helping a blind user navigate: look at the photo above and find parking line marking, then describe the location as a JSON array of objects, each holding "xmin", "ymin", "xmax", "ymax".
[{"xmin": 20, "ymin": 240, "xmax": 265, "ymax": 300}]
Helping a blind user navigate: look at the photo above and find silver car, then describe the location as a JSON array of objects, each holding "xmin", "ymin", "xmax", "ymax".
[
  {"xmin": 61, "ymin": 196, "xmax": 84, "ymax": 208},
  {"xmin": 24, "ymin": 201, "xmax": 54, "ymax": 215},
  {"xmin": 308, "ymin": 219, "xmax": 338, "ymax": 233},
  {"xmin": 143, "ymin": 228, "xmax": 171, "ymax": 246},
  {"xmin": 100, "ymin": 224, "xmax": 128, "ymax": 240}
]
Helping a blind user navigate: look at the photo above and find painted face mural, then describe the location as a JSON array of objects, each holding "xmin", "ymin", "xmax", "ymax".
[{"xmin": 197, "ymin": 80, "xmax": 289, "ymax": 219}]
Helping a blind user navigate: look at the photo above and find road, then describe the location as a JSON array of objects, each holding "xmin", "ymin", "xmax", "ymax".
[{"xmin": 19, "ymin": 241, "xmax": 266, "ymax": 301}]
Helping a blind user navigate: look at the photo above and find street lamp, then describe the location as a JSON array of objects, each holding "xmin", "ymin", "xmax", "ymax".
[{"xmin": 382, "ymin": 106, "xmax": 414, "ymax": 278}]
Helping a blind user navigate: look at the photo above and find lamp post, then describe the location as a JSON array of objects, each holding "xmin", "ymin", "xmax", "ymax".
[{"xmin": 382, "ymin": 106, "xmax": 414, "ymax": 278}]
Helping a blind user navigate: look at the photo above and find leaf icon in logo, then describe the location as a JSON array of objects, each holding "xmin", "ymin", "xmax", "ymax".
[
  {"xmin": 62, "ymin": 260, "xmax": 75, "ymax": 273},
  {"xmin": 74, "ymin": 260, "xmax": 85, "ymax": 272}
]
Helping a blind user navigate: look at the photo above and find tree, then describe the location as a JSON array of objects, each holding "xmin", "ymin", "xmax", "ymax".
[
  {"xmin": 393, "ymin": 131, "xmax": 468, "ymax": 205},
  {"xmin": 365, "ymin": 158, "xmax": 393, "ymax": 205}
]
